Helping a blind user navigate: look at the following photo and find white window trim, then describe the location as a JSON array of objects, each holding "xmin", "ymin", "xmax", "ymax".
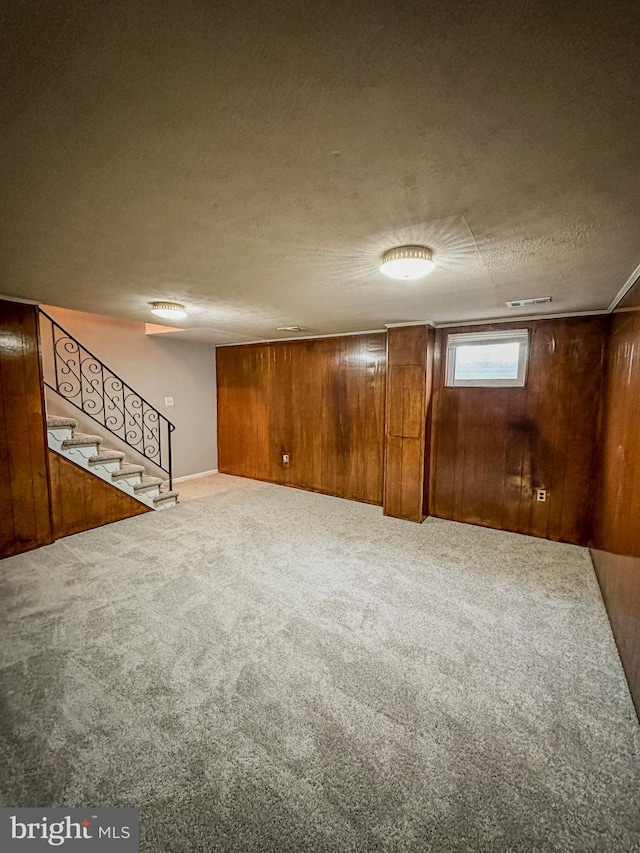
[{"xmin": 445, "ymin": 329, "xmax": 530, "ymax": 388}]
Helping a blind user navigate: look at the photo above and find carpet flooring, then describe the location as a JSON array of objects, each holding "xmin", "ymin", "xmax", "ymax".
[{"xmin": 1, "ymin": 476, "xmax": 639, "ymax": 852}]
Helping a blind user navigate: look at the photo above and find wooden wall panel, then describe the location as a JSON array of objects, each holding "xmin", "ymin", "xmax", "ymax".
[
  {"xmin": 48, "ymin": 451, "xmax": 150, "ymax": 539},
  {"xmin": 429, "ymin": 317, "xmax": 607, "ymax": 545},
  {"xmin": 616, "ymin": 281, "xmax": 640, "ymax": 311},
  {"xmin": 0, "ymin": 300, "xmax": 53, "ymax": 558},
  {"xmin": 216, "ymin": 334, "xmax": 386, "ymax": 504},
  {"xmin": 383, "ymin": 325, "xmax": 434, "ymax": 522},
  {"xmin": 590, "ymin": 296, "xmax": 640, "ymax": 715}
]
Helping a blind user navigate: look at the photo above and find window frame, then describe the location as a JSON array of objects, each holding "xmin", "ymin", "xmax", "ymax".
[{"xmin": 445, "ymin": 329, "xmax": 530, "ymax": 388}]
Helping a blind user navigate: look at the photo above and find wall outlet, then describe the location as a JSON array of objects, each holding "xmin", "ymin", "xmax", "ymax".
[
  {"xmin": 165, "ymin": 396, "xmax": 174, "ymax": 406},
  {"xmin": 536, "ymin": 489, "xmax": 547, "ymax": 502},
  {"xmin": 282, "ymin": 453, "xmax": 290, "ymax": 465}
]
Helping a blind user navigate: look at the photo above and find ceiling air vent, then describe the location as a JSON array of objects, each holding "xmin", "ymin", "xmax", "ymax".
[{"xmin": 506, "ymin": 296, "xmax": 552, "ymax": 308}]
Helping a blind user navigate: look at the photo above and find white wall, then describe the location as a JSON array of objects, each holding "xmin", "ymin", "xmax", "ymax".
[{"xmin": 41, "ymin": 306, "xmax": 217, "ymax": 480}]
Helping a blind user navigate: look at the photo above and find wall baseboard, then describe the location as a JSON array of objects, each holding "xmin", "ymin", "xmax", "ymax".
[{"xmin": 171, "ymin": 468, "xmax": 219, "ymax": 484}]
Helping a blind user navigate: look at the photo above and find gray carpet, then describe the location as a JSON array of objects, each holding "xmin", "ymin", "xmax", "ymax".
[{"xmin": 1, "ymin": 478, "xmax": 639, "ymax": 852}]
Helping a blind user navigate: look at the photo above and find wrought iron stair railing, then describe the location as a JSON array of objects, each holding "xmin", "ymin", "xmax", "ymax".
[{"xmin": 39, "ymin": 309, "xmax": 175, "ymax": 489}]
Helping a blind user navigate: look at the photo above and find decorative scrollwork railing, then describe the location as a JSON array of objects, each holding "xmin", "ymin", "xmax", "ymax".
[{"xmin": 39, "ymin": 309, "xmax": 174, "ymax": 489}]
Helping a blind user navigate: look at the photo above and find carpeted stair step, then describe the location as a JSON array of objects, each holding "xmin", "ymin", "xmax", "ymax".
[
  {"xmin": 46, "ymin": 416, "xmax": 78, "ymax": 441},
  {"xmin": 111, "ymin": 464, "xmax": 145, "ymax": 483},
  {"xmin": 133, "ymin": 475, "xmax": 164, "ymax": 495},
  {"xmin": 88, "ymin": 449, "xmax": 126, "ymax": 466},
  {"xmin": 61, "ymin": 433, "xmax": 103, "ymax": 449},
  {"xmin": 47, "ymin": 416, "xmax": 78, "ymax": 430},
  {"xmin": 87, "ymin": 449, "xmax": 126, "ymax": 473},
  {"xmin": 152, "ymin": 490, "xmax": 179, "ymax": 509}
]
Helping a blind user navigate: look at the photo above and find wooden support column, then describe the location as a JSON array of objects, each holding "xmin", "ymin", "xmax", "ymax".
[{"xmin": 383, "ymin": 325, "xmax": 434, "ymax": 522}]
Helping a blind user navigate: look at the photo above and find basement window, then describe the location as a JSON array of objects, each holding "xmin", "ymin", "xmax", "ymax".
[{"xmin": 445, "ymin": 329, "xmax": 529, "ymax": 387}]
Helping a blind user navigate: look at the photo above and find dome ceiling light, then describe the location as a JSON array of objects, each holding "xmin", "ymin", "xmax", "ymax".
[
  {"xmin": 150, "ymin": 301, "xmax": 187, "ymax": 320},
  {"xmin": 380, "ymin": 246, "xmax": 434, "ymax": 280}
]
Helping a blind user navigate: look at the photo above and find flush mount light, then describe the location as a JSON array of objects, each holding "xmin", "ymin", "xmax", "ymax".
[
  {"xmin": 276, "ymin": 326, "xmax": 307, "ymax": 332},
  {"xmin": 380, "ymin": 246, "xmax": 434, "ymax": 280},
  {"xmin": 150, "ymin": 301, "xmax": 187, "ymax": 320}
]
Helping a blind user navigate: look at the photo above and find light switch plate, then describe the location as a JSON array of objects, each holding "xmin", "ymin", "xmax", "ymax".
[{"xmin": 165, "ymin": 397, "xmax": 174, "ymax": 406}]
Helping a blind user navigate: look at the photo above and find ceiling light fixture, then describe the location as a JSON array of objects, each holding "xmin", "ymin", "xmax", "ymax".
[
  {"xmin": 380, "ymin": 246, "xmax": 434, "ymax": 280},
  {"xmin": 276, "ymin": 326, "xmax": 307, "ymax": 332},
  {"xmin": 150, "ymin": 301, "xmax": 187, "ymax": 320}
]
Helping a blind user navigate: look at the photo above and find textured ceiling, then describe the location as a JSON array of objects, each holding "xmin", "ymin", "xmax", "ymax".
[{"xmin": 1, "ymin": 0, "xmax": 639, "ymax": 343}]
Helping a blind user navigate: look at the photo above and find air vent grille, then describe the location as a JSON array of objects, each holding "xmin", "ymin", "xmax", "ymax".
[{"xmin": 506, "ymin": 296, "xmax": 552, "ymax": 308}]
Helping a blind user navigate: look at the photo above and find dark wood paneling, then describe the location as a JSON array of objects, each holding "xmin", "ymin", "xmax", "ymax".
[
  {"xmin": 0, "ymin": 300, "xmax": 53, "ymax": 558},
  {"xmin": 421, "ymin": 330, "xmax": 436, "ymax": 517},
  {"xmin": 430, "ymin": 317, "xmax": 607, "ymax": 546},
  {"xmin": 590, "ymin": 549, "xmax": 640, "ymax": 717},
  {"xmin": 590, "ymin": 297, "xmax": 640, "ymax": 715},
  {"xmin": 616, "ymin": 281, "xmax": 640, "ymax": 311},
  {"xmin": 383, "ymin": 325, "xmax": 434, "ymax": 522},
  {"xmin": 216, "ymin": 334, "xmax": 386, "ymax": 504},
  {"xmin": 48, "ymin": 451, "xmax": 150, "ymax": 539}
]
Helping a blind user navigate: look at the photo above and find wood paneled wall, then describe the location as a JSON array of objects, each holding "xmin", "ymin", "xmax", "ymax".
[
  {"xmin": 216, "ymin": 334, "xmax": 386, "ymax": 504},
  {"xmin": 384, "ymin": 325, "xmax": 434, "ymax": 522},
  {"xmin": 0, "ymin": 300, "xmax": 53, "ymax": 558},
  {"xmin": 48, "ymin": 451, "xmax": 150, "ymax": 539},
  {"xmin": 429, "ymin": 317, "xmax": 607, "ymax": 545},
  {"xmin": 590, "ymin": 294, "xmax": 640, "ymax": 714}
]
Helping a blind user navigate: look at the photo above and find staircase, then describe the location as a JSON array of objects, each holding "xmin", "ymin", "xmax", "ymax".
[{"xmin": 47, "ymin": 416, "xmax": 179, "ymax": 511}]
